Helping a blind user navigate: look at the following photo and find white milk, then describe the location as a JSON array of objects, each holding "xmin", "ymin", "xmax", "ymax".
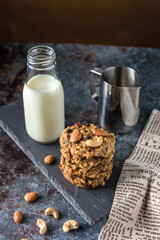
[{"xmin": 23, "ymin": 74, "xmax": 64, "ymax": 143}]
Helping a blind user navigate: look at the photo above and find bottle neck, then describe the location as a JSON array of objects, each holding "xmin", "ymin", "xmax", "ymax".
[
  {"xmin": 26, "ymin": 45, "xmax": 58, "ymax": 82},
  {"xmin": 27, "ymin": 45, "xmax": 57, "ymax": 71}
]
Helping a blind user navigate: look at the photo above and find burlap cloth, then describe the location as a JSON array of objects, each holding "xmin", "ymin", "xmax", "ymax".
[{"xmin": 99, "ymin": 109, "xmax": 160, "ymax": 240}]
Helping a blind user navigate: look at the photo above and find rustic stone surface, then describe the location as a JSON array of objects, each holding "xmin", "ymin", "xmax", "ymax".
[{"xmin": 0, "ymin": 43, "xmax": 160, "ymax": 239}]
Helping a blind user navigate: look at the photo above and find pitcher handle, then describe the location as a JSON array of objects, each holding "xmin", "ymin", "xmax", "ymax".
[{"xmin": 89, "ymin": 68, "xmax": 103, "ymax": 102}]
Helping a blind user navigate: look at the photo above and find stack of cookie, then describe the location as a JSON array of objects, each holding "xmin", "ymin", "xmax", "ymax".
[{"xmin": 59, "ymin": 123, "xmax": 115, "ymax": 189}]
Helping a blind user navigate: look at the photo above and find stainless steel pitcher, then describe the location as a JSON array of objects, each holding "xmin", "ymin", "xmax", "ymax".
[{"xmin": 89, "ymin": 66, "xmax": 141, "ymax": 133}]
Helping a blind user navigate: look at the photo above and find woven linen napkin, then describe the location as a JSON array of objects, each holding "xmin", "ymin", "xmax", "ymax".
[{"xmin": 99, "ymin": 109, "xmax": 160, "ymax": 240}]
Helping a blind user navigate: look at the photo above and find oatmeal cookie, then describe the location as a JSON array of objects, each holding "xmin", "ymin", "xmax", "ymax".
[{"xmin": 59, "ymin": 123, "xmax": 115, "ymax": 188}]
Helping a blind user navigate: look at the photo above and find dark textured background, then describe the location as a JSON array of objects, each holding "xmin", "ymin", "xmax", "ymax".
[
  {"xmin": 1, "ymin": 1, "xmax": 160, "ymax": 48},
  {"xmin": 0, "ymin": 43, "xmax": 160, "ymax": 239}
]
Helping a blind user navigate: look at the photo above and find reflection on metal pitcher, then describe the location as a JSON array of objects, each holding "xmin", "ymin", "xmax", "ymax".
[{"xmin": 89, "ymin": 66, "xmax": 141, "ymax": 133}]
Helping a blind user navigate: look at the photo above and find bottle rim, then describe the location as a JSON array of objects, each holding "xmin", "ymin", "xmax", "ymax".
[{"xmin": 27, "ymin": 45, "xmax": 56, "ymax": 67}]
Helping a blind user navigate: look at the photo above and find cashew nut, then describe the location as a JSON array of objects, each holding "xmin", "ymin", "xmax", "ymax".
[
  {"xmin": 63, "ymin": 220, "xmax": 79, "ymax": 232},
  {"xmin": 86, "ymin": 136, "xmax": 103, "ymax": 147},
  {"xmin": 37, "ymin": 219, "xmax": 47, "ymax": 235},
  {"xmin": 45, "ymin": 207, "xmax": 59, "ymax": 219}
]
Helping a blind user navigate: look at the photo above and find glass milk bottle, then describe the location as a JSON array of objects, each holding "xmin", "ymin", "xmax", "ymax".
[{"xmin": 23, "ymin": 45, "xmax": 65, "ymax": 143}]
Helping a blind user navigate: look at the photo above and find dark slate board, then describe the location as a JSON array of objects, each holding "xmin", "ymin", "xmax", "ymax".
[{"xmin": 0, "ymin": 99, "xmax": 121, "ymax": 225}]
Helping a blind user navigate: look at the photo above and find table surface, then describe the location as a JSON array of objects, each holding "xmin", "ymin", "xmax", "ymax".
[{"xmin": 0, "ymin": 43, "xmax": 160, "ymax": 240}]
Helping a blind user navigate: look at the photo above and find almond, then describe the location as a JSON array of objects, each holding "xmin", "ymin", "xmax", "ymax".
[
  {"xmin": 14, "ymin": 210, "xmax": 22, "ymax": 223},
  {"xmin": 86, "ymin": 136, "xmax": 103, "ymax": 147},
  {"xmin": 75, "ymin": 121, "xmax": 81, "ymax": 127},
  {"xmin": 70, "ymin": 130, "xmax": 82, "ymax": 142},
  {"xmin": 92, "ymin": 129, "xmax": 108, "ymax": 136},
  {"xmin": 44, "ymin": 155, "xmax": 54, "ymax": 164},
  {"xmin": 24, "ymin": 192, "xmax": 38, "ymax": 203}
]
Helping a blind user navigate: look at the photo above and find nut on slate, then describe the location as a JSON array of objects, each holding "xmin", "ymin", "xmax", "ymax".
[
  {"xmin": 92, "ymin": 129, "xmax": 108, "ymax": 136},
  {"xmin": 37, "ymin": 218, "xmax": 47, "ymax": 235},
  {"xmin": 13, "ymin": 210, "xmax": 22, "ymax": 223},
  {"xmin": 63, "ymin": 220, "xmax": 79, "ymax": 232},
  {"xmin": 45, "ymin": 207, "xmax": 59, "ymax": 219},
  {"xmin": 70, "ymin": 129, "xmax": 82, "ymax": 142},
  {"xmin": 24, "ymin": 192, "xmax": 38, "ymax": 203},
  {"xmin": 44, "ymin": 155, "xmax": 54, "ymax": 164},
  {"xmin": 86, "ymin": 136, "xmax": 103, "ymax": 147}
]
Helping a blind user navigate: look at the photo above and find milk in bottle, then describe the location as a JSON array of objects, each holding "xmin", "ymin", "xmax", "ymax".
[{"xmin": 23, "ymin": 46, "xmax": 64, "ymax": 143}]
